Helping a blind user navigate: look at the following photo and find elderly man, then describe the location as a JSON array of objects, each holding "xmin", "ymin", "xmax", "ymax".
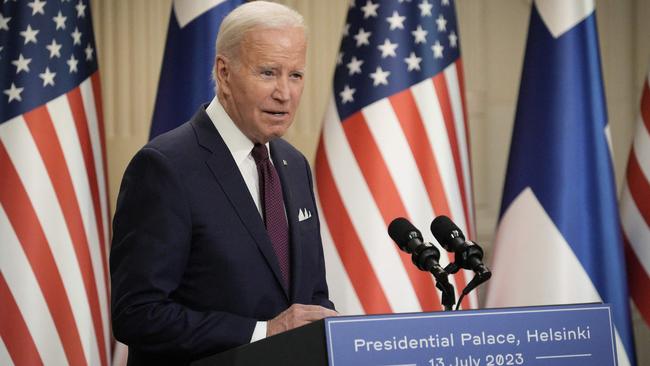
[{"xmin": 110, "ymin": 2, "xmax": 336, "ymax": 364}]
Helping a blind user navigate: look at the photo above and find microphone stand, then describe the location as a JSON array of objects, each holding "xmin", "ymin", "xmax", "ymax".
[{"xmin": 409, "ymin": 243, "xmax": 456, "ymax": 311}]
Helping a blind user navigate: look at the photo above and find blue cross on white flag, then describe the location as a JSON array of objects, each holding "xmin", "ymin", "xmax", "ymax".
[
  {"xmin": 486, "ymin": 1, "xmax": 637, "ymax": 365},
  {"xmin": 149, "ymin": 0, "xmax": 242, "ymax": 139}
]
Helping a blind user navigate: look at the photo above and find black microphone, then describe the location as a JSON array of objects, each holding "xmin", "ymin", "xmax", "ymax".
[
  {"xmin": 430, "ymin": 216, "xmax": 490, "ymax": 277},
  {"xmin": 388, "ymin": 218, "xmax": 447, "ymax": 282}
]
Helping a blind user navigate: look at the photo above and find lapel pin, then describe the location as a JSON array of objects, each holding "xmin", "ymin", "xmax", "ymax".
[{"xmin": 282, "ymin": 159, "xmax": 288, "ymax": 166}]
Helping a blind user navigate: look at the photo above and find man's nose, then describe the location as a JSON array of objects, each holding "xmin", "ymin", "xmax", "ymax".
[{"xmin": 272, "ymin": 77, "xmax": 291, "ymax": 102}]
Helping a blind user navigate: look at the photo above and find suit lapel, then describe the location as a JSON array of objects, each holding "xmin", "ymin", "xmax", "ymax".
[
  {"xmin": 191, "ymin": 110, "xmax": 289, "ymax": 299},
  {"xmin": 270, "ymin": 140, "xmax": 303, "ymax": 302}
]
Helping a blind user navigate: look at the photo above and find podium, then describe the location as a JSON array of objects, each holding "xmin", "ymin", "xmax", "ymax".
[{"xmin": 192, "ymin": 303, "xmax": 618, "ymax": 366}]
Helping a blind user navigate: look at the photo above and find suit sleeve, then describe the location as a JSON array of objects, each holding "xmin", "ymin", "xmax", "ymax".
[
  {"xmin": 304, "ymin": 156, "xmax": 336, "ymax": 311},
  {"xmin": 110, "ymin": 147, "xmax": 256, "ymax": 359}
]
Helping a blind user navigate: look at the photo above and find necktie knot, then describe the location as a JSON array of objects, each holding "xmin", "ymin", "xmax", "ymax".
[{"xmin": 251, "ymin": 143, "xmax": 269, "ymax": 164}]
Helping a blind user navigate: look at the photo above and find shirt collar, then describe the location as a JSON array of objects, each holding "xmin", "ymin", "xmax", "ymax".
[{"xmin": 205, "ymin": 97, "xmax": 270, "ymax": 166}]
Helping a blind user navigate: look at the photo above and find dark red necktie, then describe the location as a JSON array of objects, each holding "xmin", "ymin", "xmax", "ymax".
[{"xmin": 251, "ymin": 143, "xmax": 290, "ymax": 289}]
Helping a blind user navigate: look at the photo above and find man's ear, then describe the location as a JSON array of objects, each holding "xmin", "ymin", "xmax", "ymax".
[{"xmin": 215, "ymin": 55, "xmax": 231, "ymax": 95}]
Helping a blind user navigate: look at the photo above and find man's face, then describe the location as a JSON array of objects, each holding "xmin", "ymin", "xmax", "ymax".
[{"xmin": 217, "ymin": 27, "xmax": 307, "ymax": 144}]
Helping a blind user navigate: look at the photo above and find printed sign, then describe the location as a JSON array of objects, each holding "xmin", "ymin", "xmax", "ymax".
[{"xmin": 324, "ymin": 303, "xmax": 617, "ymax": 366}]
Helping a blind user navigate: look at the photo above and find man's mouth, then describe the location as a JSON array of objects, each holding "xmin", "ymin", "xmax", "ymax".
[{"xmin": 264, "ymin": 110, "xmax": 289, "ymax": 117}]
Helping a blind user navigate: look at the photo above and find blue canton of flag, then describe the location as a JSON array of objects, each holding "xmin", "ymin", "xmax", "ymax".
[
  {"xmin": 149, "ymin": 0, "xmax": 242, "ymax": 139},
  {"xmin": 335, "ymin": 0, "xmax": 459, "ymax": 119},
  {"xmin": 317, "ymin": 0, "xmax": 477, "ymax": 315},
  {"xmin": 1, "ymin": 0, "xmax": 97, "ymax": 121},
  {"xmin": 486, "ymin": 1, "xmax": 637, "ymax": 365}
]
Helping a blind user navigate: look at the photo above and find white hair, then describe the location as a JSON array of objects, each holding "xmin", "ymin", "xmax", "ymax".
[{"xmin": 213, "ymin": 1, "xmax": 305, "ymax": 80}]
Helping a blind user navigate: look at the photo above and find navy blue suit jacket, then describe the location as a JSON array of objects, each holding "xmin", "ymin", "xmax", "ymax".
[{"xmin": 110, "ymin": 106, "xmax": 333, "ymax": 365}]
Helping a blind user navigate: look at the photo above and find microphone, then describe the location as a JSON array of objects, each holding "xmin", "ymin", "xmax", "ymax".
[
  {"xmin": 430, "ymin": 216, "xmax": 491, "ymax": 298},
  {"xmin": 388, "ymin": 217, "xmax": 455, "ymax": 310},
  {"xmin": 388, "ymin": 217, "xmax": 446, "ymax": 279}
]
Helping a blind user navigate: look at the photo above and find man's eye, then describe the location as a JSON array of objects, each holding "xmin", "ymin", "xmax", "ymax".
[
  {"xmin": 291, "ymin": 73, "xmax": 304, "ymax": 80},
  {"xmin": 261, "ymin": 70, "xmax": 274, "ymax": 77}
]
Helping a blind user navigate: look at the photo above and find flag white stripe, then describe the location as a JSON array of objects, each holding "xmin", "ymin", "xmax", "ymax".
[
  {"xmin": 411, "ymin": 79, "xmax": 466, "ymax": 232},
  {"xmin": 0, "ymin": 205, "xmax": 68, "ymax": 366},
  {"xmin": 0, "ymin": 116, "xmax": 94, "ymax": 365},
  {"xmin": 315, "ymin": 185, "xmax": 365, "ymax": 315},
  {"xmin": 444, "ymin": 65, "xmax": 474, "ymax": 234},
  {"xmin": 80, "ymin": 79, "xmax": 111, "ymax": 266},
  {"xmin": 632, "ymin": 115, "xmax": 650, "ymax": 181},
  {"xmin": 47, "ymin": 95, "xmax": 105, "ymax": 366},
  {"xmin": 322, "ymin": 97, "xmax": 421, "ymax": 312},
  {"xmin": 80, "ymin": 78, "xmax": 113, "ymax": 363},
  {"xmin": 363, "ymin": 99, "xmax": 459, "ymax": 298},
  {"xmin": 620, "ymin": 185, "xmax": 650, "ymax": 275},
  {"xmin": 0, "ymin": 337, "xmax": 14, "ymax": 366}
]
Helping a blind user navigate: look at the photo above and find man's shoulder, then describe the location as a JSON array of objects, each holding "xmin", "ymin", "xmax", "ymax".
[{"xmin": 145, "ymin": 107, "xmax": 214, "ymax": 156}]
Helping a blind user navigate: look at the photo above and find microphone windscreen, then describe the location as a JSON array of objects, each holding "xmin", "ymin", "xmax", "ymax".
[
  {"xmin": 388, "ymin": 217, "xmax": 421, "ymax": 249},
  {"xmin": 430, "ymin": 215, "xmax": 465, "ymax": 245}
]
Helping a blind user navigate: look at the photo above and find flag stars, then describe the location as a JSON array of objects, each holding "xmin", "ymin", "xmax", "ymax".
[
  {"xmin": 67, "ymin": 54, "xmax": 79, "ymax": 73},
  {"xmin": 419, "ymin": 0, "xmax": 433, "ymax": 17},
  {"xmin": 449, "ymin": 31, "xmax": 458, "ymax": 48},
  {"xmin": 71, "ymin": 27, "xmax": 82, "ymax": 45},
  {"xmin": 436, "ymin": 14, "xmax": 447, "ymax": 32},
  {"xmin": 354, "ymin": 27, "xmax": 371, "ymax": 47},
  {"xmin": 76, "ymin": 0, "xmax": 87, "ymax": 18},
  {"xmin": 377, "ymin": 38, "xmax": 398, "ymax": 58},
  {"xmin": 85, "ymin": 43, "xmax": 94, "ymax": 60},
  {"xmin": 412, "ymin": 25, "xmax": 428, "ymax": 44},
  {"xmin": 39, "ymin": 67, "xmax": 56, "ymax": 87},
  {"xmin": 404, "ymin": 52, "xmax": 422, "ymax": 71},
  {"xmin": 0, "ymin": 13, "xmax": 10, "ymax": 31},
  {"xmin": 20, "ymin": 24, "xmax": 39, "ymax": 44},
  {"xmin": 369, "ymin": 66, "xmax": 390, "ymax": 86},
  {"xmin": 46, "ymin": 39, "xmax": 62, "ymax": 58},
  {"xmin": 27, "ymin": 0, "xmax": 46, "ymax": 15},
  {"xmin": 347, "ymin": 56, "xmax": 364, "ymax": 75},
  {"xmin": 361, "ymin": 0, "xmax": 379, "ymax": 19},
  {"xmin": 386, "ymin": 11, "xmax": 406, "ymax": 30},
  {"xmin": 53, "ymin": 11, "xmax": 67, "ymax": 30},
  {"xmin": 431, "ymin": 40, "xmax": 444, "ymax": 58},
  {"xmin": 336, "ymin": 51, "xmax": 344, "ymax": 65},
  {"xmin": 343, "ymin": 23, "xmax": 350, "ymax": 37},
  {"xmin": 12, "ymin": 54, "xmax": 32, "ymax": 73},
  {"xmin": 4, "ymin": 83, "xmax": 24, "ymax": 103},
  {"xmin": 441, "ymin": 0, "xmax": 450, "ymax": 5},
  {"xmin": 339, "ymin": 84, "xmax": 356, "ymax": 104}
]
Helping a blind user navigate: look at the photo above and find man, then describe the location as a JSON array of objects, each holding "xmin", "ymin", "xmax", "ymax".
[{"xmin": 110, "ymin": 2, "xmax": 336, "ymax": 364}]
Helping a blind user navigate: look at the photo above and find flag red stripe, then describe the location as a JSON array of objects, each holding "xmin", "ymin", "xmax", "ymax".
[
  {"xmin": 455, "ymin": 59, "xmax": 475, "ymax": 237},
  {"xmin": 67, "ymin": 87, "xmax": 111, "ymax": 315},
  {"xmin": 0, "ymin": 142, "xmax": 87, "ymax": 366},
  {"xmin": 90, "ymin": 73, "xmax": 111, "ymax": 238},
  {"xmin": 315, "ymin": 138, "xmax": 392, "ymax": 314},
  {"xmin": 389, "ymin": 89, "xmax": 451, "ymax": 218},
  {"xmin": 24, "ymin": 106, "xmax": 108, "ymax": 366},
  {"xmin": 623, "ymin": 234, "xmax": 650, "ymax": 324},
  {"xmin": 389, "ymin": 88, "xmax": 471, "ymax": 291},
  {"xmin": 0, "ymin": 273, "xmax": 43, "ymax": 366},
  {"xmin": 626, "ymin": 151, "xmax": 650, "ymax": 227},
  {"xmin": 432, "ymin": 75, "xmax": 470, "ymax": 230},
  {"xmin": 431, "ymin": 75, "xmax": 472, "ymax": 310},
  {"xmin": 641, "ymin": 80, "xmax": 650, "ymax": 133},
  {"xmin": 343, "ymin": 112, "xmax": 441, "ymax": 311}
]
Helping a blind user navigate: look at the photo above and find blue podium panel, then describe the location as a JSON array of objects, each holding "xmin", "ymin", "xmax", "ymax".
[{"xmin": 325, "ymin": 304, "xmax": 617, "ymax": 366}]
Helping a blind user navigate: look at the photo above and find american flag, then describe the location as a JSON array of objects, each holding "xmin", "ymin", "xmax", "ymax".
[
  {"xmin": 0, "ymin": 1, "xmax": 110, "ymax": 365},
  {"xmin": 315, "ymin": 0, "xmax": 476, "ymax": 315},
  {"xmin": 621, "ymin": 67, "xmax": 650, "ymax": 327}
]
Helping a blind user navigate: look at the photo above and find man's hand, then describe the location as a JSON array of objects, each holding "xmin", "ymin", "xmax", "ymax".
[{"xmin": 266, "ymin": 304, "xmax": 338, "ymax": 337}]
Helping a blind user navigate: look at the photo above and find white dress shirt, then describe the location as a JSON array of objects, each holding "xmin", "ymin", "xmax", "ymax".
[{"xmin": 205, "ymin": 97, "xmax": 269, "ymax": 342}]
